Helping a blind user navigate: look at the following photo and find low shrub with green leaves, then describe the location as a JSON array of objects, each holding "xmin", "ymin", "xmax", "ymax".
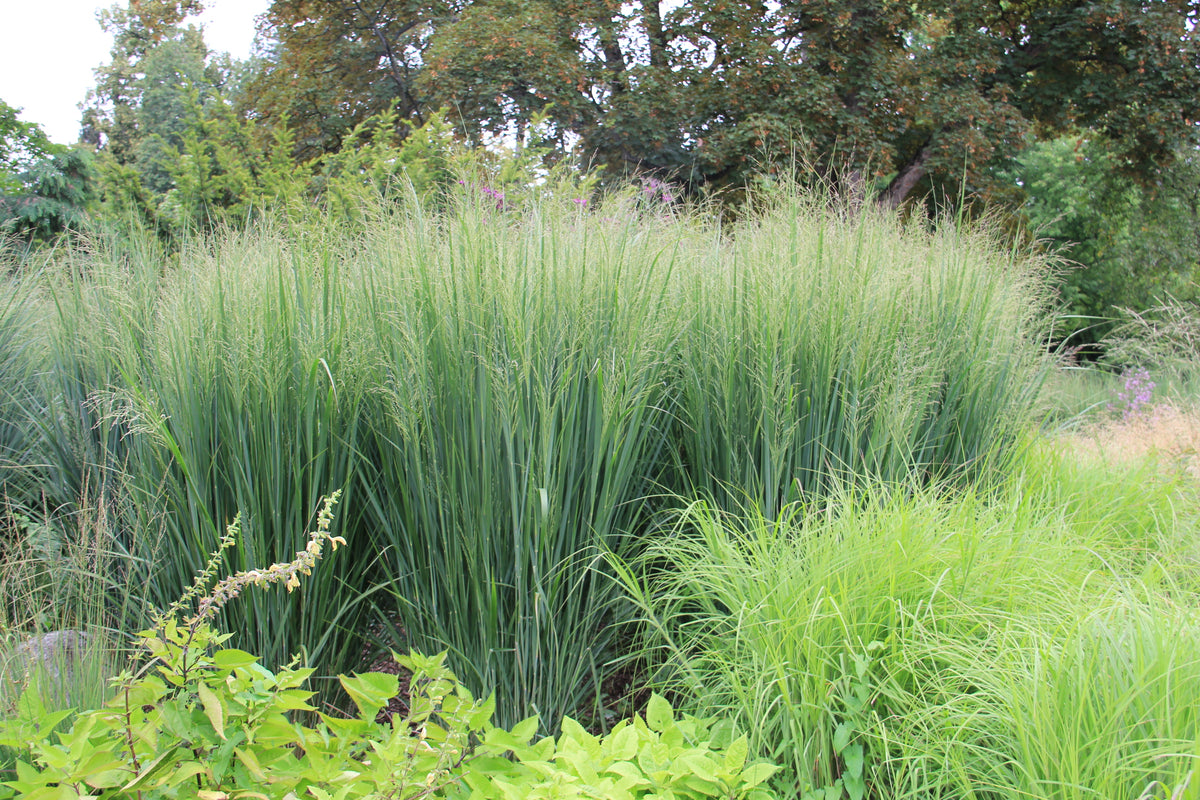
[{"xmin": 0, "ymin": 496, "xmax": 780, "ymax": 800}]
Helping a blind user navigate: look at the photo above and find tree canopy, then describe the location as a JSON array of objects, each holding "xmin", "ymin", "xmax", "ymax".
[
  {"xmin": 244, "ymin": 0, "xmax": 1200, "ymax": 205},
  {"xmin": 0, "ymin": 99, "xmax": 96, "ymax": 242},
  {"xmin": 1, "ymin": 99, "xmax": 60, "ymax": 192},
  {"xmin": 1010, "ymin": 135, "xmax": 1199, "ymax": 347},
  {"xmin": 14, "ymin": 0, "xmax": 1198, "ymax": 327}
]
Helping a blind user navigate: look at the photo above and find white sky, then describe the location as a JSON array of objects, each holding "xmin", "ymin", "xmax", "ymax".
[{"xmin": 0, "ymin": 0, "xmax": 270, "ymax": 145}]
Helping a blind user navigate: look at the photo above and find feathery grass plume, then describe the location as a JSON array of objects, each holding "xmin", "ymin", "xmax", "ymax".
[{"xmin": 1103, "ymin": 298, "xmax": 1200, "ymax": 377}]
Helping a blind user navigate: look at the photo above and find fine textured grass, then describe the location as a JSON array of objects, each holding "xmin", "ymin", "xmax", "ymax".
[
  {"xmin": 0, "ymin": 271, "xmax": 44, "ymax": 519},
  {"xmin": 0, "ymin": 497, "xmax": 136, "ymax": 780},
  {"xmin": 618, "ymin": 443, "xmax": 1200, "ymax": 798},
  {"xmin": 29, "ymin": 222, "xmax": 373, "ymax": 684},
  {"xmin": 883, "ymin": 587, "xmax": 1200, "ymax": 800}
]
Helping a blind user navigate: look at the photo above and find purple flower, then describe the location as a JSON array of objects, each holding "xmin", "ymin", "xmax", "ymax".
[
  {"xmin": 640, "ymin": 177, "xmax": 675, "ymax": 204},
  {"xmin": 479, "ymin": 186, "xmax": 506, "ymax": 209},
  {"xmin": 1112, "ymin": 367, "xmax": 1156, "ymax": 420}
]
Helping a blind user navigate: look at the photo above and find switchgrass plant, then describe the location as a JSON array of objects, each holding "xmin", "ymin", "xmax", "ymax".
[
  {"xmin": 0, "ymin": 270, "xmax": 45, "ymax": 518},
  {"xmin": 619, "ymin": 445, "xmax": 1200, "ymax": 798},
  {"xmin": 36, "ymin": 220, "xmax": 373, "ymax": 683},
  {"xmin": 671, "ymin": 190, "xmax": 1050, "ymax": 517},
  {"xmin": 20, "ymin": 176, "xmax": 1053, "ymax": 729},
  {"xmin": 351, "ymin": 192, "xmax": 686, "ymax": 730}
]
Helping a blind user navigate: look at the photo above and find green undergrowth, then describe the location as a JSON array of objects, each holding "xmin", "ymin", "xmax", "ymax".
[
  {"xmin": 0, "ymin": 496, "xmax": 780, "ymax": 800},
  {"xmin": 617, "ymin": 443, "xmax": 1200, "ymax": 799}
]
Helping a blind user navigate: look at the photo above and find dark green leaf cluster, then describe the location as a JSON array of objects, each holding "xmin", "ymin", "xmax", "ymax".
[
  {"xmin": 1004, "ymin": 135, "xmax": 1200, "ymax": 348},
  {"xmin": 0, "ymin": 149, "xmax": 97, "ymax": 242},
  {"xmin": 243, "ymin": 0, "xmax": 1200, "ymax": 207}
]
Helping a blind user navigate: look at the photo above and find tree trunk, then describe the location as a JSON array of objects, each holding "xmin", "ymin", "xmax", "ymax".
[
  {"xmin": 877, "ymin": 146, "xmax": 930, "ymax": 210},
  {"xmin": 644, "ymin": 2, "xmax": 667, "ymax": 69}
]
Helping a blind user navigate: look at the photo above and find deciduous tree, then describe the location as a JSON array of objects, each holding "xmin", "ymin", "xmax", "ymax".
[
  {"xmin": 247, "ymin": 0, "xmax": 1200, "ymax": 206},
  {"xmin": 0, "ymin": 100, "xmax": 59, "ymax": 192},
  {"xmin": 1010, "ymin": 135, "xmax": 1199, "ymax": 347}
]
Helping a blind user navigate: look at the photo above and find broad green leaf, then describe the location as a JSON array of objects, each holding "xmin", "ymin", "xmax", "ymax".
[
  {"xmin": 123, "ymin": 743, "xmax": 183, "ymax": 791},
  {"xmin": 165, "ymin": 761, "xmax": 207, "ymax": 786},
  {"xmin": 843, "ymin": 743, "xmax": 864, "ymax": 779},
  {"xmin": 79, "ymin": 750, "xmax": 127, "ymax": 789},
  {"xmin": 510, "ymin": 715, "xmax": 540, "ymax": 743},
  {"xmin": 605, "ymin": 760, "xmax": 649, "ymax": 789},
  {"xmin": 679, "ymin": 752, "xmax": 718, "ymax": 783},
  {"xmin": 724, "ymin": 734, "xmax": 749, "ymax": 774},
  {"xmin": 275, "ymin": 689, "xmax": 316, "ymax": 712},
  {"xmin": 235, "ymin": 747, "xmax": 268, "ymax": 782},
  {"xmin": 845, "ymin": 770, "xmax": 866, "ymax": 800},
  {"xmin": 681, "ymin": 773, "xmax": 721, "ymax": 796},
  {"xmin": 560, "ymin": 717, "xmax": 598, "ymax": 751},
  {"xmin": 608, "ymin": 723, "xmax": 638, "ymax": 761},
  {"xmin": 339, "ymin": 672, "xmax": 398, "ymax": 721},
  {"xmin": 197, "ymin": 680, "xmax": 226, "ymax": 740},
  {"xmin": 739, "ymin": 763, "xmax": 780, "ymax": 790},
  {"xmin": 213, "ymin": 649, "xmax": 259, "ymax": 669},
  {"xmin": 469, "ymin": 692, "xmax": 497, "ymax": 729},
  {"xmin": 645, "ymin": 693, "xmax": 674, "ymax": 733},
  {"xmin": 832, "ymin": 721, "xmax": 852, "ymax": 754}
]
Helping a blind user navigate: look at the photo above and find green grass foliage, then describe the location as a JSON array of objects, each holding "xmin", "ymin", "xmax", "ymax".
[
  {"xmin": 0, "ymin": 180, "xmax": 1050, "ymax": 729},
  {"xmin": 620, "ymin": 446, "xmax": 1200, "ymax": 799}
]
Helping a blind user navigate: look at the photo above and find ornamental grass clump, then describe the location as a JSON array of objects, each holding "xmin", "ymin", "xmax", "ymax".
[
  {"xmin": 619, "ymin": 448, "xmax": 1200, "ymax": 799},
  {"xmin": 14, "ymin": 173, "xmax": 1054, "ymax": 731},
  {"xmin": 670, "ymin": 189, "xmax": 1051, "ymax": 517},
  {"xmin": 36, "ymin": 220, "xmax": 373, "ymax": 683},
  {"xmin": 350, "ymin": 189, "xmax": 689, "ymax": 731}
]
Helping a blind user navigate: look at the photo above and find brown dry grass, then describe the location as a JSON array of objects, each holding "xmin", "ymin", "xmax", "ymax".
[{"xmin": 1057, "ymin": 402, "xmax": 1200, "ymax": 481}]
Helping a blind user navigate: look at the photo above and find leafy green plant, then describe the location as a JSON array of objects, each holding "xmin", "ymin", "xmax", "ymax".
[
  {"xmin": 453, "ymin": 694, "xmax": 778, "ymax": 800},
  {"xmin": 0, "ymin": 493, "xmax": 779, "ymax": 800}
]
